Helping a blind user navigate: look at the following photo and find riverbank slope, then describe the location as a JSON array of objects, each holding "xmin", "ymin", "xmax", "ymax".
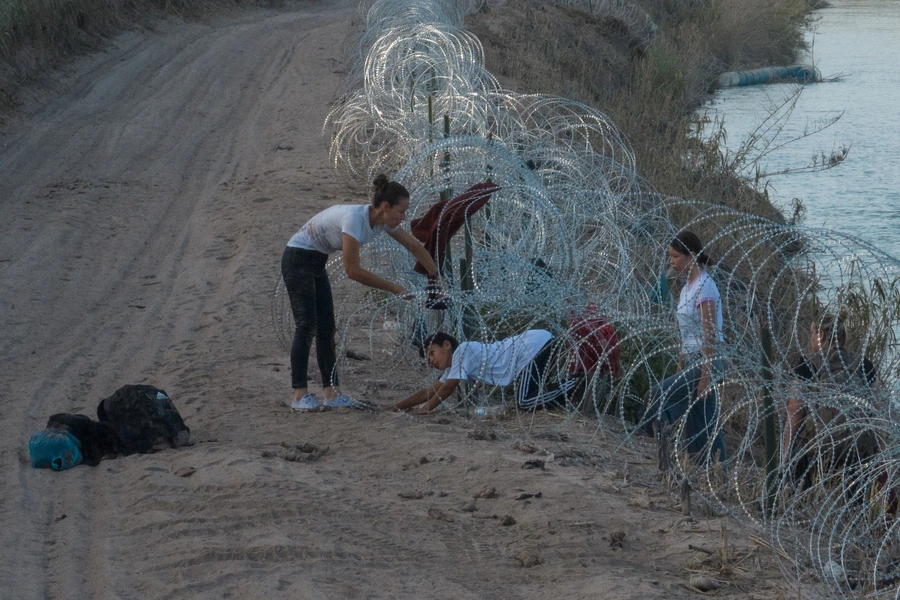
[{"xmin": 467, "ymin": 0, "xmax": 814, "ymax": 229}]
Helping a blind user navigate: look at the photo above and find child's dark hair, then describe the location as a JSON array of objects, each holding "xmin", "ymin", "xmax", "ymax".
[
  {"xmin": 670, "ymin": 230, "xmax": 710, "ymax": 265},
  {"xmin": 423, "ymin": 332, "xmax": 459, "ymax": 352},
  {"xmin": 372, "ymin": 174, "xmax": 410, "ymax": 208}
]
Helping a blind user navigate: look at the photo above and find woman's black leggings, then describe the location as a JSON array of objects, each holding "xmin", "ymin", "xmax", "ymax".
[{"xmin": 281, "ymin": 246, "xmax": 338, "ymax": 389}]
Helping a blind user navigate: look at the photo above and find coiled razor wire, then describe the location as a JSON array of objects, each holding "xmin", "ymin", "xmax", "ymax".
[{"xmin": 273, "ymin": 0, "xmax": 900, "ymax": 596}]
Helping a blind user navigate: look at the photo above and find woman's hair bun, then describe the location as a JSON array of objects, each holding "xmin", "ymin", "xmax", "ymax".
[
  {"xmin": 373, "ymin": 174, "xmax": 389, "ymax": 194},
  {"xmin": 371, "ymin": 174, "xmax": 410, "ymax": 208}
]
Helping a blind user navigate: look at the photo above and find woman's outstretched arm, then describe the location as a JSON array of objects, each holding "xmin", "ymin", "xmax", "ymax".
[
  {"xmin": 393, "ymin": 379, "xmax": 460, "ymax": 411},
  {"xmin": 342, "ymin": 234, "xmax": 407, "ymax": 295},
  {"xmin": 387, "ymin": 228, "xmax": 439, "ymax": 276}
]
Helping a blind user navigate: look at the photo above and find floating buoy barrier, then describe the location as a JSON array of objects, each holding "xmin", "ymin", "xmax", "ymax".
[{"xmin": 717, "ymin": 64, "xmax": 821, "ymax": 87}]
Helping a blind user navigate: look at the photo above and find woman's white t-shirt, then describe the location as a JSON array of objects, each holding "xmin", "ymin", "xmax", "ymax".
[
  {"xmin": 439, "ymin": 330, "xmax": 553, "ymax": 385},
  {"xmin": 677, "ymin": 271, "xmax": 724, "ymax": 353},
  {"xmin": 287, "ymin": 204, "xmax": 397, "ymax": 255}
]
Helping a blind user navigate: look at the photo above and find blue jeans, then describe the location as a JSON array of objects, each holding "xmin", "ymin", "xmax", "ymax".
[
  {"xmin": 281, "ymin": 246, "xmax": 338, "ymax": 390},
  {"xmin": 644, "ymin": 358, "xmax": 727, "ymax": 464}
]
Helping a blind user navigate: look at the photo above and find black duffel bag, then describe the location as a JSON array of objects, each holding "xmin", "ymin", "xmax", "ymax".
[{"xmin": 97, "ymin": 385, "xmax": 190, "ymax": 455}]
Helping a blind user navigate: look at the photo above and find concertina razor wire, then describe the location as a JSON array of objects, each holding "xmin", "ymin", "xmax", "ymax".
[{"xmin": 271, "ymin": 1, "xmax": 900, "ymax": 595}]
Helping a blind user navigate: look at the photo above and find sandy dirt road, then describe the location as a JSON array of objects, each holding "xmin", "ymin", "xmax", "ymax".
[{"xmin": 0, "ymin": 2, "xmax": 798, "ymax": 598}]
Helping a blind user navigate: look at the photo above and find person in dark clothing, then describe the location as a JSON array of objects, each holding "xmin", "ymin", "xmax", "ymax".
[{"xmin": 784, "ymin": 309, "xmax": 882, "ymax": 487}]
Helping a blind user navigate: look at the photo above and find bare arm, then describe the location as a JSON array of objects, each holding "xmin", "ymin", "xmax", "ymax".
[
  {"xmin": 696, "ymin": 299, "xmax": 717, "ymax": 397},
  {"xmin": 784, "ymin": 387, "xmax": 805, "ymax": 462},
  {"xmin": 393, "ymin": 379, "xmax": 460, "ymax": 412},
  {"xmin": 393, "ymin": 381, "xmax": 441, "ymax": 410},
  {"xmin": 342, "ymin": 234, "xmax": 406, "ymax": 295},
  {"xmin": 422, "ymin": 379, "xmax": 460, "ymax": 411},
  {"xmin": 387, "ymin": 228, "xmax": 440, "ymax": 276}
]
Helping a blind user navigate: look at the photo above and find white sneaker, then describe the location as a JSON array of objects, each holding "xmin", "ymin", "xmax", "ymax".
[
  {"xmin": 323, "ymin": 395, "xmax": 354, "ymax": 408},
  {"xmin": 291, "ymin": 394, "xmax": 320, "ymax": 411}
]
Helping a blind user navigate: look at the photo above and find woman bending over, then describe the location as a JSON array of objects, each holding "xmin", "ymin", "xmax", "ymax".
[{"xmin": 281, "ymin": 175, "xmax": 439, "ymax": 411}]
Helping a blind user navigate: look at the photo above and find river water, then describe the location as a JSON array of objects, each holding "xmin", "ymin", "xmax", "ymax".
[{"xmin": 699, "ymin": 0, "xmax": 900, "ymax": 258}]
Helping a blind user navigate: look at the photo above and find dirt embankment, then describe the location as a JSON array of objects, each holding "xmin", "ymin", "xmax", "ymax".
[{"xmin": 466, "ymin": 0, "xmax": 811, "ymax": 227}]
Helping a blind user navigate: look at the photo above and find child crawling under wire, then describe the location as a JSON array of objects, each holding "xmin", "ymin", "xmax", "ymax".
[{"xmin": 392, "ymin": 330, "xmax": 577, "ymax": 413}]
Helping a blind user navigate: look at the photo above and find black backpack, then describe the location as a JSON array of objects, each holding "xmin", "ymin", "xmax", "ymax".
[
  {"xmin": 97, "ymin": 385, "xmax": 190, "ymax": 455},
  {"xmin": 46, "ymin": 413, "xmax": 124, "ymax": 466}
]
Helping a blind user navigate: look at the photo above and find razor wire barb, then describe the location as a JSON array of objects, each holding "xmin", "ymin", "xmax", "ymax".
[{"xmin": 273, "ymin": 0, "xmax": 900, "ymax": 596}]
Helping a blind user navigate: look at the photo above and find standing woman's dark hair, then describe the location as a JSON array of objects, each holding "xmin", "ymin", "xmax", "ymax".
[
  {"xmin": 671, "ymin": 231, "xmax": 710, "ymax": 266},
  {"xmin": 372, "ymin": 174, "xmax": 410, "ymax": 208}
]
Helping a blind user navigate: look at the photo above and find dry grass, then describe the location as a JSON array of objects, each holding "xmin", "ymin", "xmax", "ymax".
[
  {"xmin": 467, "ymin": 0, "xmax": 812, "ymax": 221},
  {"xmin": 1, "ymin": 0, "xmax": 165, "ymax": 65},
  {"xmin": 0, "ymin": 0, "xmax": 285, "ymax": 118}
]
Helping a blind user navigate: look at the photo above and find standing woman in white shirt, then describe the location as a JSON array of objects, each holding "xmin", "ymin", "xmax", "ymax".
[
  {"xmin": 282, "ymin": 174, "xmax": 439, "ymax": 411},
  {"xmin": 642, "ymin": 231, "xmax": 728, "ymax": 463}
]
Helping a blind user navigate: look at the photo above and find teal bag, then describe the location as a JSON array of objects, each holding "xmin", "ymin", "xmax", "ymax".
[
  {"xmin": 649, "ymin": 272, "xmax": 671, "ymax": 305},
  {"xmin": 29, "ymin": 429, "xmax": 84, "ymax": 471}
]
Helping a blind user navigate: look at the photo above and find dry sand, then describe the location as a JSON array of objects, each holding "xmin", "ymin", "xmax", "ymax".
[{"xmin": 0, "ymin": 1, "xmax": 805, "ymax": 598}]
